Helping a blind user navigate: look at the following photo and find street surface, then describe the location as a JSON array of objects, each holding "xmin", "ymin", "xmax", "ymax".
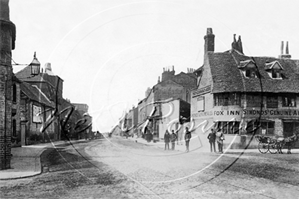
[{"xmin": 0, "ymin": 137, "xmax": 298, "ymax": 199}]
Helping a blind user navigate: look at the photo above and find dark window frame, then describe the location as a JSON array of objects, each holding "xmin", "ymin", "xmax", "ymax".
[
  {"xmin": 266, "ymin": 95, "xmax": 278, "ymax": 108},
  {"xmin": 282, "ymin": 94, "xmax": 297, "ymax": 107}
]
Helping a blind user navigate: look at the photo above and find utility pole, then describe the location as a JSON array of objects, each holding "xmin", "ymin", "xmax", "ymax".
[{"xmin": 0, "ymin": 0, "xmax": 16, "ymax": 170}]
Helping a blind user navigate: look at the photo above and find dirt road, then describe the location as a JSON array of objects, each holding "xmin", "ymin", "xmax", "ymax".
[{"xmin": 86, "ymin": 137, "xmax": 299, "ymax": 199}]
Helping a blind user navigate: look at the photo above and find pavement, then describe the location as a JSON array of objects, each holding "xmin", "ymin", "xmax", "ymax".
[
  {"xmin": 1, "ymin": 136, "xmax": 298, "ymax": 180},
  {"xmin": 0, "ymin": 139, "xmax": 90, "ymax": 180}
]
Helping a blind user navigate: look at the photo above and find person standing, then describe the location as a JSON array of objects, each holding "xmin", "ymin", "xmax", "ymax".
[
  {"xmin": 207, "ymin": 129, "xmax": 216, "ymax": 152},
  {"xmin": 216, "ymin": 128, "xmax": 225, "ymax": 153},
  {"xmin": 164, "ymin": 130, "xmax": 170, "ymax": 150},
  {"xmin": 184, "ymin": 127, "xmax": 192, "ymax": 152},
  {"xmin": 171, "ymin": 130, "xmax": 177, "ymax": 150}
]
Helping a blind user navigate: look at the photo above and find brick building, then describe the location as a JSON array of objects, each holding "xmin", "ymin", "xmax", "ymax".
[
  {"xmin": 191, "ymin": 28, "xmax": 299, "ymax": 149},
  {"xmin": 134, "ymin": 67, "xmax": 197, "ymax": 140},
  {"xmin": 0, "ymin": 0, "xmax": 16, "ymax": 169}
]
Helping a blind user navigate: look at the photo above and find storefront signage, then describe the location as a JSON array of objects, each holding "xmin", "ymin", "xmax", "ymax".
[
  {"xmin": 192, "ymin": 108, "xmax": 299, "ymax": 118},
  {"xmin": 32, "ymin": 105, "xmax": 42, "ymax": 123},
  {"xmin": 192, "ymin": 85, "xmax": 211, "ymax": 97}
]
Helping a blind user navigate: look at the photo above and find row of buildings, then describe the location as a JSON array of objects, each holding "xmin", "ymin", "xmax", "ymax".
[
  {"xmin": 119, "ymin": 66, "xmax": 197, "ymax": 140},
  {"xmin": 113, "ymin": 28, "xmax": 299, "ymax": 149},
  {"xmin": 13, "ymin": 57, "xmax": 92, "ymax": 146},
  {"xmin": 0, "ymin": 0, "xmax": 92, "ymax": 169}
]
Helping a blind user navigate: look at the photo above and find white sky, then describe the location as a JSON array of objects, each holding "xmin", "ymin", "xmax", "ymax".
[{"xmin": 9, "ymin": 0, "xmax": 299, "ymax": 132}]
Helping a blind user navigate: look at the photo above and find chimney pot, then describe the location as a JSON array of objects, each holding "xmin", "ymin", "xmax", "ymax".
[
  {"xmin": 281, "ymin": 41, "xmax": 284, "ymax": 55},
  {"xmin": 204, "ymin": 28, "xmax": 215, "ymax": 53},
  {"xmin": 286, "ymin": 41, "xmax": 289, "ymax": 55}
]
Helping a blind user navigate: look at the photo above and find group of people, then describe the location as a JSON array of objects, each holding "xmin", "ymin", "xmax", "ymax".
[
  {"xmin": 207, "ymin": 128, "xmax": 225, "ymax": 153},
  {"xmin": 164, "ymin": 127, "xmax": 192, "ymax": 152}
]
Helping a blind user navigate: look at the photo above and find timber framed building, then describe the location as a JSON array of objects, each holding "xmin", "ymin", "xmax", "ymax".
[{"xmin": 191, "ymin": 28, "xmax": 299, "ymax": 148}]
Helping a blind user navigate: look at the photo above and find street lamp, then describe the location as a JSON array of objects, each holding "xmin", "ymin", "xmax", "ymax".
[{"xmin": 30, "ymin": 52, "xmax": 40, "ymax": 76}]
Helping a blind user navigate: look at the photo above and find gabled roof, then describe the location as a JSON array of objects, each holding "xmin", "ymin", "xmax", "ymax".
[
  {"xmin": 238, "ymin": 60, "xmax": 255, "ymax": 69},
  {"xmin": 155, "ymin": 78, "xmax": 185, "ymax": 88},
  {"xmin": 264, "ymin": 61, "xmax": 284, "ymax": 70},
  {"xmin": 205, "ymin": 49, "xmax": 299, "ymax": 93},
  {"xmin": 16, "ymin": 65, "xmax": 63, "ymax": 88},
  {"xmin": 20, "ymin": 82, "xmax": 55, "ymax": 108}
]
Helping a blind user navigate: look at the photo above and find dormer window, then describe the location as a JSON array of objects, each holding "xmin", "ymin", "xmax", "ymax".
[
  {"xmin": 265, "ymin": 61, "xmax": 283, "ymax": 79},
  {"xmin": 238, "ymin": 60, "xmax": 258, "ymax": 78},
  {"xmin": 245, "ymin": 69, "xmax": 257, "ymax": 78}
]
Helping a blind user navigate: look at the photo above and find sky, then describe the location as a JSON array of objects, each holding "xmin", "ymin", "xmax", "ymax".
[{"xmin": 9, "ymin": 0, "xmax": 299, "ymax": 132}]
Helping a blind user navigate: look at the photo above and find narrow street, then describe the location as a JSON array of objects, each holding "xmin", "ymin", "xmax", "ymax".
[{"xmin": 0, "ymin": 137, "xmax": 298, "ymax": 199}]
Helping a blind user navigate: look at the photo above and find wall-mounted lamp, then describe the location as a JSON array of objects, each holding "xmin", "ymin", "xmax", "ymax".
[{"xmin": 30, "ymin": 52, "xmax": 40, "ymax": 76}]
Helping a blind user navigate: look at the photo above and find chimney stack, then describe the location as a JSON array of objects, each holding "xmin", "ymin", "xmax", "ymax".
[
  {"xmin": 0, "ymin": 0, "xmax": 10, "ymax": 20},
  {"xmin": 279, "ymin": 41, "xmax": 291, "ymax": 59},
  {"xmin": 204, "ymin": 28, "xmax": 215, "ymax": 54},
  {"xmin": 231, "ymin": 34, "xmax": 243, "ymax": 54},
  {"xmin": 286, "ymin": 41, "xmax": 289, "ymax": 55}
]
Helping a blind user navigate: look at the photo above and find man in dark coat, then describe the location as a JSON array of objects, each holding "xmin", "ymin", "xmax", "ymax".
[
  {"xmin": 184, "ymin": 127, "xmax": 192, "ymax": 152},
  {"xmin": 171, "ymin": 130, "xmax": 178, "ymax": 150},
  {"xmin": 164, "ymin": 130, "xmax": 170, "ymax": 150},
  {"xmin": 207, "ymin": 129, "xmax": 216, "ymax": 152}
]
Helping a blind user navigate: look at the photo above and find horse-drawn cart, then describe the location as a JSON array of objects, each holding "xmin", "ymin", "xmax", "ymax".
[{"xmin": 255, "ymin": 133, "xmax": 298, "ymax": 154}]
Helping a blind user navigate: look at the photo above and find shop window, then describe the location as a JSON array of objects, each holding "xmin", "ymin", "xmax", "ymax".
[
  {"xmin": 216, "ymin": 121, "xmax": 240, "ymax": 134},
  {"xmin": 214, "ymin": 93, "xmax": 241, "ymax": 106},
  {"xmin": 283, "ymin": 121, "xmax": 299, "ymax": 137},
  {"xmin": 260, "ymin": 121, "xmax": 275, "ymax": 135},
  {"xmin": 246, "ymin": 94, "xmax": 262, "ymax": 107},
  {"xmin": 246, "ymin": 120, "xmax": 260, "ymax": 134},
  {"xmin": 267, "ymin": 95, "xmax": 278, "ymax": 108},
  {"xmin": 282, "ymin": 94, "xmax": 297, "ymax": 107}
]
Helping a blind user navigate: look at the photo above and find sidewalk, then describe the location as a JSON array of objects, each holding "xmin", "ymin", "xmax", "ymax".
[
  {"xmin": 128, "ymin": 136, "xmax": 299, "ymax": 154},
  {"xmin": 0, "ymin": 139, "xmax": 89, "ymax": 180}
]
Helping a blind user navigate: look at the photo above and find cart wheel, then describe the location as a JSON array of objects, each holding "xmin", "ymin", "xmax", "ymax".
[
  {"xmin": 280, "ymin": 142, "xmax": 290, "ymax": 154},
  {"xmin": 258, "ymin": 142, "xmax": 269, "ymax": 154},
  {"xmin": 268, "ymin": 143, "xmax": 278, "ymax": 154}
]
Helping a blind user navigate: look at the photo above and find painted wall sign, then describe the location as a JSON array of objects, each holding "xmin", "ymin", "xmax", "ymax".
[
  {"xmin": 192, "ymin": 85, "xmax": 211, "ymax": 97},
  {"xmin": 192, "ymin": 108, "xmax": 299, "ymax": 118},
  {"xmin": 32, "ymin": 105, "xmax": 42, "ymax": 123}
]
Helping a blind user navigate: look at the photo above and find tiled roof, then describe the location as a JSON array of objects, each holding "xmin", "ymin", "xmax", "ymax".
[
  {"xmin": 206, "ymin": 50, "xmax": 299, "ymax": 93},
  {"xmin": 16, "ymin": 65, "xmax": 63, "ymax": 88},
  {"xmin": 20, "ymin": 82, "xmax": 55, "ymax": 108}
]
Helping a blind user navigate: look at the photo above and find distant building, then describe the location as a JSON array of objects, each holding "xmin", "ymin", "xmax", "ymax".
[
  {"xmin": 134, "ymin": 67, "xmax": 197, "ymax": 140},
  {"xmin": 191, "ymin": 28, "xmax": 299, "ymax": 149},
  {"xmin": 72, "ymin": 103, "xmax": 89, "ymax": 116}
]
